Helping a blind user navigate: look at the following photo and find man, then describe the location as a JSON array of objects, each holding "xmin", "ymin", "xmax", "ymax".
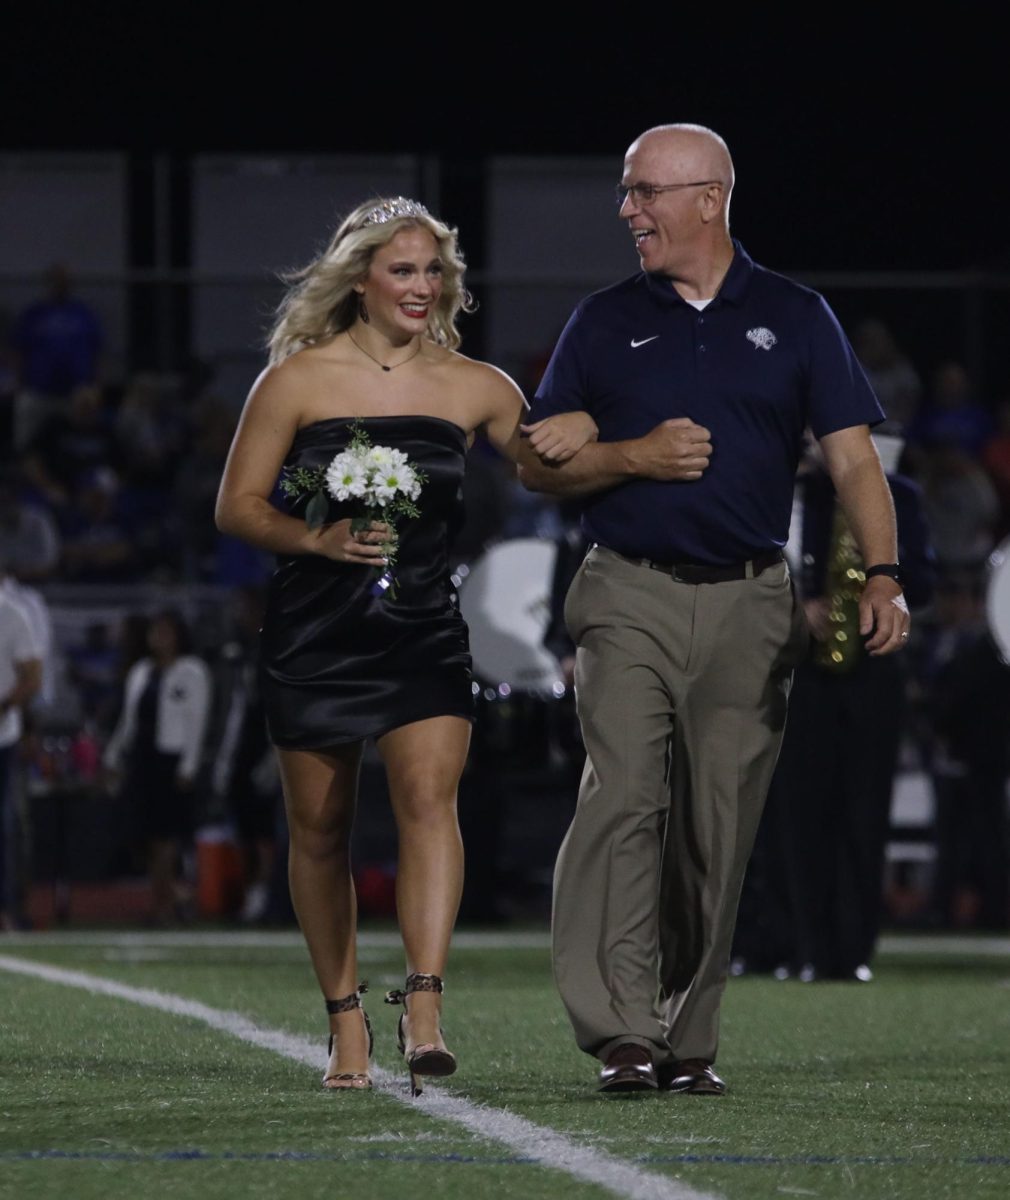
[
  {"xmin": 921, "ymin": 575, "xmax": 1010, "ymax": 930},
  {"xmin": 518, "ymin": 124, "xmax": 909, "ymax": 1095},
  {"xmin": 733, "ymin": 429, "xmax": 934, "ymax": 980}
]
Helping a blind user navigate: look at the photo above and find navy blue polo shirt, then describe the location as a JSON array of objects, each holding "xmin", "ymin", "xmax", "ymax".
[{"xmin": 531, "ymin": 241, "xmax": 883, "ymax": 564}]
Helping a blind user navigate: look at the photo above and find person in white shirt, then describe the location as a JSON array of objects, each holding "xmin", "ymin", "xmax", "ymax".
[
  {"xmin": 0, "ymin": 574, "xmax": 54, "ymax": 710},
  {"xmin": 0, "ymin": 576, "xmax": 42, "ymax": 927},
  {"xmin": 105, "ymin": 610, "xmax": 211, "ymax": 925},
  {"xmin": 0, "ymin": 467, "xmax": 61, "ymax": 584}
]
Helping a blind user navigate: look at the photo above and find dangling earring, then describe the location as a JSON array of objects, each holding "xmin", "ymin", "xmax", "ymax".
[{"xmin": 358, "ymin": 296, "xmax": 370, "ymax": 324}]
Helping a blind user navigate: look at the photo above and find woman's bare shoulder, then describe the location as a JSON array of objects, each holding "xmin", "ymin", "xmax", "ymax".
[
  {"xmin": 441, "ymin": 349, "xmax": 523, "ymax": 397},
  {"xmin": 250, "ymin": 350, "xmax": 307, "ymax": 394},
  {"xmin": 270, "ymin": 341, "xmax": 348, "ymax": 379},
  {"xmin": 249, "ymin": 342, "xmax": 349, "ymax": 407}
]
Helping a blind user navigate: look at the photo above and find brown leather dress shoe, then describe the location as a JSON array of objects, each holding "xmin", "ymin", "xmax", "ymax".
[
  {"xmin": 598, "ymin": 1043, "xmax": 658, "ymax": 1093},
  {"xmin": 662, "ymin": 1058, "xmax": 726, "ymax": 1095}
]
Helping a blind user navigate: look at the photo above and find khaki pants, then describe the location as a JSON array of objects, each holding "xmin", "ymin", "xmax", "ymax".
[{"xmin": 553, "ymin": 545, "xmax": 803, "ymax": 1066}]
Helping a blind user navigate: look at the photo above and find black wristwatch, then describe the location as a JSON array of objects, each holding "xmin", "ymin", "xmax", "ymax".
[{"xmin": 865, "ymin": 563, "xmax": 903, "ymax": 585}]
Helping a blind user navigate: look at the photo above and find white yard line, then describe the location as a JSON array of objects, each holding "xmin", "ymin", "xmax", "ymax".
[{"xmin": 0, "ymin": 952, "xmax": 717, "ymax": 1200}]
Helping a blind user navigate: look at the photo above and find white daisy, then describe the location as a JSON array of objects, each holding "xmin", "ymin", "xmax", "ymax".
[
  {"xmin": 398, "ymin": 465, "xmax": 421, "ymax": 501},
  {"xmin": 365, "ymin": 445, "xmax": 396, "ymax": 471},
  {"xmin": 325, "ymin": 454, "xmax": 368, "ymax": 501}
]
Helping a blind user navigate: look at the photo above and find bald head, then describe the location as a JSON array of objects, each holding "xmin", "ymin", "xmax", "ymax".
[
  {"xmin": 619, "ymin": 123, "xmax": 736, "ymax": 287},
  {"xmin": 627, "ymin": 124, "xmax": 735, "ymax": 202}
]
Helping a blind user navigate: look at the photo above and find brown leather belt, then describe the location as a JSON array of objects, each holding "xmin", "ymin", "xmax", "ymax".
[{"xmin": 614, "ymin": 547, "xmax": 783, "ymax": 585}]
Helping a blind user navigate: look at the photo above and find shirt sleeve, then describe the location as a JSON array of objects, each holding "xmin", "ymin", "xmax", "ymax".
[
  {"xmin": 806, "ymin": 295, "xmax": 884, "ymax": 439},
  {"xmin": 104, "ymin": 660, "xmax": 145, "ymax": 771},
  {"xmin": 177, "ymin": 658, "xmax": 212, "ymax": 781},
  {"xmin": 9, "ymin": 603, "xmax": 41, "ymax": 664},
  {"xmin": 528, "ymin": 302, "xmax": 591, "ymax": 422}
]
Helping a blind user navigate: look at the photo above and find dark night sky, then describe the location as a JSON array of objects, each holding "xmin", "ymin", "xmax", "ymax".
[{"xmin": 7, "ymin": 13, "xmax": 1007, "ymax": 271}]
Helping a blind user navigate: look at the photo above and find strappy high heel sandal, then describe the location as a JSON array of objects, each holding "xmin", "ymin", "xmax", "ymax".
[
  {"xmin": 384, "ymin": 972, "xmax": 456, "ymax": 1096},
  {"xmin": 322, "ymin": 982, "xmax": 373, "ymax": 1090}
]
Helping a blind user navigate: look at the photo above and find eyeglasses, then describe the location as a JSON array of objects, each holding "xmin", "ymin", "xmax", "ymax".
[{"xmin": 615, "ymin": 180, "xmax": 722, "ymax": 205}]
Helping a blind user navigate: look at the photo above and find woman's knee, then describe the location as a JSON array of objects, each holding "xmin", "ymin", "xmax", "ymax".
[
  {"xmin": 393, "ymin": 782, "xmax": 459, "ymax": 829},
  {"xmin": 288, "ymin": 809, "xmax": 353, "ymax": 861}
]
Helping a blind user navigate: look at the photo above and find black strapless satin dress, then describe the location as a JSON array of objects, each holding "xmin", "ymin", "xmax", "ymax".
[{"xmin": 260, "ymin": 415, "xmax": 474, "ymax": 748}]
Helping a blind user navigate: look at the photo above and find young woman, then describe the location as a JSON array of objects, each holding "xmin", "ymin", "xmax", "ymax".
[{"xmin": 217, "ymin": 196, "xmax": 595, "ymax": 1093}]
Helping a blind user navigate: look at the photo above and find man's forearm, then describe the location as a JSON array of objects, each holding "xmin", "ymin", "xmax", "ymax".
[
  {"xmin": 517, "ymin": 439, "xmax": 636, "ymax": 496},
  {"xmin": 820, "ymin": 426, "xmax": 898, "ymax": 567},
  {"xmin": 821, "ymin": 426, "xmax": 909, "ymax": 653},
  {"xmin": 519, "ymin": 416, "xmax": 713, "ymax": 494},
  {"xmin": 832, "ymin": 456, "xmax": 898, "ymax": 567}
]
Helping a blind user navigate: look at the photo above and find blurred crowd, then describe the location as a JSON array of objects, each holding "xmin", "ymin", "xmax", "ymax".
[
  {"xmin": 0, "ymin": 270, "xmax": 1008, "ymax": 936},
  {"xmin": 0, "ymin": 269, "xmax": 267, "ymax": 590}
]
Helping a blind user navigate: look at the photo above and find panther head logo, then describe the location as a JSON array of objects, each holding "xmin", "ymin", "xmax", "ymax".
[{"xmin": 746, "ymin": 327, "xmax": 778, "ymax": 351}]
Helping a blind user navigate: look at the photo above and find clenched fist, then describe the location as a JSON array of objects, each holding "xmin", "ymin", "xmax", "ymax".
[{"xmin": 629, "ymin": 418, "xmax": 712, "ymax": 481}]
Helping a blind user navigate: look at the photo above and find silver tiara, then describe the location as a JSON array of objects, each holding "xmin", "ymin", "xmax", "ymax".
[{"xmin": 357, "ymin": 197, "xmax": 430, "ymax": 228}]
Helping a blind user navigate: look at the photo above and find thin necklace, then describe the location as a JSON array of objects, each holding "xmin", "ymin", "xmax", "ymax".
[{"xmin": 347, "ymin": 330, "xmax": 422, "ymax": 372}]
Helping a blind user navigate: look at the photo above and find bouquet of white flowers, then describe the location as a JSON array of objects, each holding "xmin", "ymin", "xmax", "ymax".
[{"xmin": 280, "ymin": 421, "xmax": 426, "ymax": 598}]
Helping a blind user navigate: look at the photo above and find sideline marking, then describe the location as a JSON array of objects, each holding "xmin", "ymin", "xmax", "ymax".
[
  {"xmin": 877, "ymin": 935, "xmax": 1010, "ymax": 958},
  {"xmin": 5, "ymin": 1150, "xmax": 1010, "ymax": 1168},
  {"xmin": 0, "ymin": 953, "xmax": 717, "ymax": 1200},
  {"xmin": 0, "ymin": 930, "xmax": 552, "ymax": 950},
  {"xmin": 3, "ymin": 930, "xmax": 1009, "ymax": 956}
]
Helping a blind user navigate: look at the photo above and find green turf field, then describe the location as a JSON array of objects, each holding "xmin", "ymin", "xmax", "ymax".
[{"xmin": 1, "ymin": 930, "xmax": 1008, "ymax": 1199}]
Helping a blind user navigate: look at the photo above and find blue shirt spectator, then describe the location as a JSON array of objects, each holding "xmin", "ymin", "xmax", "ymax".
[
  {"xmin": 907, "ymin": 361, "xmax": 994, "ymax": 457},
  {"xmin": 13, "ymin": 266, "xmax": 102, "ymax": 397}
]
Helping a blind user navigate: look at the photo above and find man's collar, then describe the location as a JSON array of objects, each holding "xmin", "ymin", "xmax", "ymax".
[
  {"xmin": 643, "ymin": 239, "xmax": 754, "ymax": 307},
  {"xmin": 716, "ymin": 240, "xmax": 753, "ymax": 305}
]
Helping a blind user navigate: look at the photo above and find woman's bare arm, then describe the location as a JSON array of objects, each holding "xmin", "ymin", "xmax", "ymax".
[
  {"xmin": 215, "ymin": 363, "xmax": 389, "ymax": 564},
  {"xmin": 475, "ymin": 363, "xmax": 526, "ymax": 462}
]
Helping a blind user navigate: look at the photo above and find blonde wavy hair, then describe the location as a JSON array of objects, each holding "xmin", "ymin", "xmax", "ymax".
[{"xmin": 268, "ymin": 199, "xmax": 473, "ymax": 365}]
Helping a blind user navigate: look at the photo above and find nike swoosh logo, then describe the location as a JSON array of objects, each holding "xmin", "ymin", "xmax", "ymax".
[{"xmin": 630, "ymin": 336, "xmax": 659, "ymax": 348}]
